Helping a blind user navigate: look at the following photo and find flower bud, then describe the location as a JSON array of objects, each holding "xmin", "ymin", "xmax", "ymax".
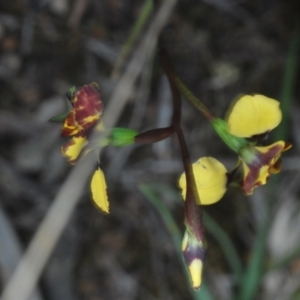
[{"xmin": 182, "ymin": 229, "xmax": 206, "ymax": 290}]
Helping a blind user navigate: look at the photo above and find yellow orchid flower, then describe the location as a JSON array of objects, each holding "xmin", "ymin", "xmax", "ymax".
[
  {"xmin": 59, "ymin": 83, "xmax": 109, "ymax": 213},
  {"xmin": 61, "ymin": 83, "xmax": 104, "ymax": 164},
  {"xmin": 179, "ymin": 157, "xmax": 228, "ymax": 205},
  {"xmin": 56, "ymin": 83, "xmax": 138, "ymax": 214},
  {"xmin": 212, "ymin": 94, "xmax": 291, "ymax": 195},
  {"xmin": 61, "ymin": 82, "xmax": 103, "ymax": 138}
]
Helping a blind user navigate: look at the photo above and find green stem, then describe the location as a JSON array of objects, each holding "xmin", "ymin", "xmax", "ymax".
[
  {"xmin": 237, "ymin": 207, "xmax": 272, "ymax": 300},
  {"xmin": 211, "ymin": 118, "xmax": 248, "ymax": 153},
  {"xmin": 276, "ymin": 25, "xmax": 300, "ymax": 140},
  {"xmin": 203, "ymin": 212, "xmax": 243, "ymax": 285},
  {"xmin": 112, "ymin": 0, "xmax": 154, "ymax": 77},
  {"xmin": 139, "ymin": 184, "xmax": 214, "ymax": 300},
  {"xmin": 173, "ymin": 76, "xmax": 216, "ymax": 121},
  {"xmin": 159, "ymin": 45, "xmax": 216, "ymax": 122}
]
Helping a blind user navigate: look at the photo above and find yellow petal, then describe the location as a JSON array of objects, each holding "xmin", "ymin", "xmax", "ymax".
[
  {"xmin": 189, "ymin": 259, "xmax": 203, "ymax": 290},
  {"xmin": 91, "ymin": 167, "xmax": 109, "ymax": 213},
  {"xmin": 226, "ymin": 94, "xmax": 282, "ymax": 137},
  {"xmin": 179, "ymin": 157, "xmax": 227, "ymax": 205},
  {"xmin": 61, "ymin": 135, "xmax": 87, "ymax": 164},
  {"xmin": 255, "ymin": 140, "xmax": 286, "ymax": 155}
]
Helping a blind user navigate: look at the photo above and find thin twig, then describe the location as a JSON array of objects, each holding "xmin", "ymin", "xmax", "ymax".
[{"xmin": 0, "ymin": 204, "xmax": 44, "ymax": 300}]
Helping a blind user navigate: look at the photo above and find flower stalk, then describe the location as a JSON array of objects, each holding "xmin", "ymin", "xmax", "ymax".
[
  {"xmin": 159, "ymin": 46, "xmax": 216, "ymax": 122},
  {"xmin": 176, "ymin": 117, "xmax": 206, "ymax": 290},
  {"xmin": 160, "ymin": 46, "xmax": 206, "ymax": 289}
]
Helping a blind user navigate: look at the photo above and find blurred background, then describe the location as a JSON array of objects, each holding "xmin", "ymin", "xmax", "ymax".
[{"xmin": 0, "ymin": 0, "xmax": 300, "ymax": 299}]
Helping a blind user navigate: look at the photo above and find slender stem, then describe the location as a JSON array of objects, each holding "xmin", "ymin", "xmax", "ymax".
[
  {"xmin": 134, "ymin": 126, "xmax": 175, "ymax": 143},
  {"xmin": 162, "ymin": 51, "xmax": 181, "ymax": 126},
  {"xmin": 176, "ymin": 125, "xmax": 204, "ymax": 240},
  {"xmin": 159, "ymin": 45, "xmax": 216, "ymax": 122},
  {"xmin": 111, "ymin": 0, "xmax": 154, "ymax": 77},
  {"xmin": 160, "ymin": 42, "xmax": 204, "ymax": 240},
  {"xmin": 174, "ymin": 77, "xmax": 216, "ymax": 121},
  {"xmin": 277, "ymin": 25, "xmax": 300, "ymax": 140}
]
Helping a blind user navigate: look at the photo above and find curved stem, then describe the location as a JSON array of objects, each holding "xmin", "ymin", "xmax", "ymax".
[
  {"xmin": 134, "ymin": 126, "xmax": 175, "ymax": 143},
  {"xmin": 159, "ymin": 45, "xmax": 216, "ymax": 122},
  {"xmin": 174, "ymin": 76, "xmax": 216, "ymax": 122}
]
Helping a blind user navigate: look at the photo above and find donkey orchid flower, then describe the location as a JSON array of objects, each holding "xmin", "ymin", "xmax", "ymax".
[{"xmin": 59, "ymin": 83, "xmax": 109, "ymax": 213}]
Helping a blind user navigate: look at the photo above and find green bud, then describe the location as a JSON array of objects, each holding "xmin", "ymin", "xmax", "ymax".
[
  {"xmin": 211, "ymin": 118, "xmax": 248, "ymax": 153},
  {"xmin": 109, "ymin": 127, "xmax": 138, "ymax": 146}
]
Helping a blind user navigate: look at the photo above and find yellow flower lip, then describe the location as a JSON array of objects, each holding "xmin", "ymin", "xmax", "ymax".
[
  {"xmin": 241, "ymin": 141, "xmax": 291, "ymax": 194},
  {"xmin": 226, "ymin": 94, "xmax": 282, "ymax": 138},
  {"xmin": 179, "ymin": 157, "xmax": 227, "ymax": 205},
  {"xmin": 56, "ymin": 83, "xmax": 110, "ymax": 215}
]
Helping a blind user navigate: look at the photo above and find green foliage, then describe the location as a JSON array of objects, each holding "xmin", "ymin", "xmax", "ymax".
[
  {"xmin": 48, "ymin": 112, "xmax": 69, "ymax": 123},
  {"xmin": 139, "ymin": 183, "xmax": 214, "ymax": 300}
]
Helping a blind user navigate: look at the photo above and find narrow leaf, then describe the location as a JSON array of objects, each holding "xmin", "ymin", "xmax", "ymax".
[{"xmin": 49, "ymin": 112, "xmax": 69, "ymax": 123}]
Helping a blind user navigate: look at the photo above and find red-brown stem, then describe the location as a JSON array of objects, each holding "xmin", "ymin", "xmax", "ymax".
[
  {"xmin": 159, "ymin": 42, "xmax": 205, "ymax": 240},
  {"xmin": 134, "ymin": 46, "xmax": 182, "ymax": 145},
  {"xmin": 159, "ymin": 46, "xmax": 204, "ymax": 241},
  {"xmin": 176, "ymin": 125, "xmax": 204, "ymax": 241},
  {"xmin": 134, "ymin": 126, "xmax": 175, "ymax": 143}
]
